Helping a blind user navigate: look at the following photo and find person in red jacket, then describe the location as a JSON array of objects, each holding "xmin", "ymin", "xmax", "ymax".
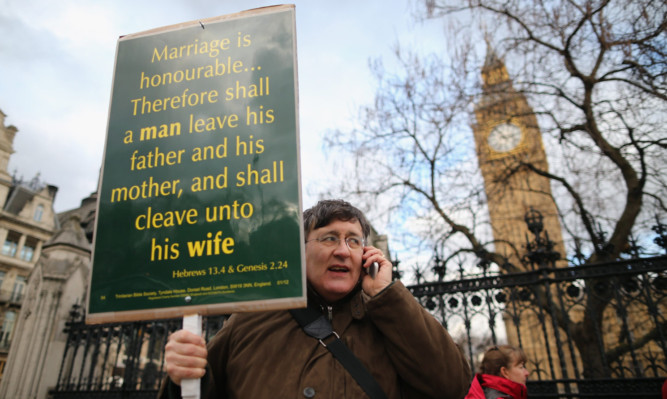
[{"xmin": 465, "ymin": 345, "xmax": 529, "ymax": 399}]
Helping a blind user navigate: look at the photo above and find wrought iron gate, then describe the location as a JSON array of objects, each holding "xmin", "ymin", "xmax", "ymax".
[
  {"xmin": 51, "ymin": 256, "xmax": 667, "ymax": 398},
  {"xmin": 408, "ymin": 255, "xmax": 667, "ymax": 398},
  {"xmin": 50, "ymin": 315, "xmax": 226, "ymax": 399}
]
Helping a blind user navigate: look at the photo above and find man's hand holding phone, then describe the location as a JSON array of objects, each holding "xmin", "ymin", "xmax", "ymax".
[{"xmin": 361, "ymin": 245, "xmax": 393, "ymax": 297}]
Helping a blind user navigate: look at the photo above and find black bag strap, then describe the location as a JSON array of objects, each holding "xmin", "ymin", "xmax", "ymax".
[{"xmin": 290, "ymin": 307, "xmax": 388, "ymax": 399}]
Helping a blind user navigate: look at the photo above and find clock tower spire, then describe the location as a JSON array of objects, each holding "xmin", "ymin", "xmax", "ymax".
[{"xmin": 472, "ymin": 44, "xmax": 566, "ymax": 271}]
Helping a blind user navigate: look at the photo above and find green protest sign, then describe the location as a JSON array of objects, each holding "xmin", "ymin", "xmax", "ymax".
[{"xmin": 87, "ymin": 5, "xmax": 304, "ymax": 323}]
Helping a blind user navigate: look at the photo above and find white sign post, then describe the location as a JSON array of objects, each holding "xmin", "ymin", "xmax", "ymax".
[{"xmin": 181, "ymin": 313, "xmax": 202, "ymax": 399}]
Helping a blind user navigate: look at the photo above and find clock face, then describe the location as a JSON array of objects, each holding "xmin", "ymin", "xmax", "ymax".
[{"xmin": 488, "ymin": 123, "xmax": 522, "ymax": 153}]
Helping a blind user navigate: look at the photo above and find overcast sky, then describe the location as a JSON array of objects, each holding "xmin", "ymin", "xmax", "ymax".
[{"xmin": 0, "ymin": 0, "xmax": 447, "ymax": 215}]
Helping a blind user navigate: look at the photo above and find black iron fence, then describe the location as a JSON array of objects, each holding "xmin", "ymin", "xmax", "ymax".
[
  {"xmin": 51, "ymin": 256, "xmax": 667, "ymax": 399},
  {"xmin": 50, "ymin": 316, "xmax": 226, "ymax": 399},
  {"xmin": 409, "ymin": 255, "xmax": 667, "ymax": 398}
]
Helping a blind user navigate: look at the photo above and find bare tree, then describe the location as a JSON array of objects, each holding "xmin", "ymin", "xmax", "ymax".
[
  {"xmin": 324, "ymin": 0, "xmax": 666, "ymax": 379},
  {"xmin": 325, "ymin": 44, "xmax": 513, "ymax": 271},
  {"xmin": 420, "ymin": 0, "xmax": 666, "ymax": 263}
]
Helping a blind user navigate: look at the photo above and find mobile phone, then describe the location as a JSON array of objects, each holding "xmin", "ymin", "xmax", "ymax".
[{"xmin": 368, "ymin": 262, "xmax": 379, "ymax": 279}]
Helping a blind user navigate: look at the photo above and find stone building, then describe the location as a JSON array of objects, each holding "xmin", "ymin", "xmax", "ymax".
[
  {"xmin": 0, "ymin": 109, "xmax": 58, "ymax": 382},
  {"xmin": 0, "ymin": 193, "xmax": 95, "ymax": 398}
]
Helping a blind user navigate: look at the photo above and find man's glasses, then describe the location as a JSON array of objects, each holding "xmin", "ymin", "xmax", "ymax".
[{"xmin": 305, "ymin": 234, "xmax": 365, "ymax": 250}]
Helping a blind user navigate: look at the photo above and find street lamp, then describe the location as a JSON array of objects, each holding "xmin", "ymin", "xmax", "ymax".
[{"xmin": 523, "ymin": 207, "xmax": 560, "ymax": 269}]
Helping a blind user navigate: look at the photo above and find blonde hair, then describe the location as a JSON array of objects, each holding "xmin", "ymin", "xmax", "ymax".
[{"xmin": 480, "ymin": 345, "xmax": 527, "ymax": 376}]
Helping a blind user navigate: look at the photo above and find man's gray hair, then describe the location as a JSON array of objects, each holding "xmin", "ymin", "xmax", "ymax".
[{"xmin": 303, "ymin": 199, "xmax": 371, "ymax": 239}]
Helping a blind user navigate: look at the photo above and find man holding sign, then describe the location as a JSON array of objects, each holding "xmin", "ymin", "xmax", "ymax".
[{"xmin": 159, "ymin": 199, "xmax": 471, "ymax": 398}]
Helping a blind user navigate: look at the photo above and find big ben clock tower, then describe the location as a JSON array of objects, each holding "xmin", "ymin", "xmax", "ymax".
[
  {"xmin": 473, "ymin": 45, "xmax": 574, "ymax": 379},
  {"xmin": 472, "ymin": 45, "xmax": 566, "ymax": 271}
]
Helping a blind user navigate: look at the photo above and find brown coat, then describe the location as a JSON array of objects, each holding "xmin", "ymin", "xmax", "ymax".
[{"xmin": 161, "ymin": 281, "xmax": 471, "ymax": 398}]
